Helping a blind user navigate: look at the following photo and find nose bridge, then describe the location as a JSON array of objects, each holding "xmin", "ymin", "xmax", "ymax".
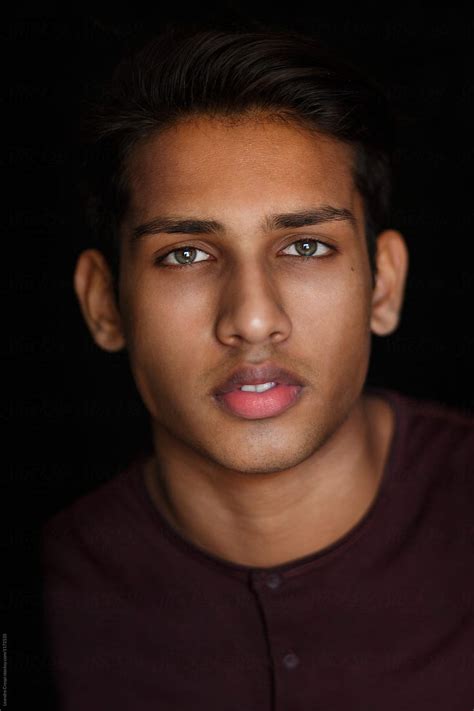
[{"xmin": 215, "ymin": 255, "xmax": 291, "ymax": 346}]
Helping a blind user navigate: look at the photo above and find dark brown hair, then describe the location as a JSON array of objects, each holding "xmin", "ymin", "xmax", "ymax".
[{"xmin": 82, "ymin": 27, "xmax": 394, "ymax": 289}]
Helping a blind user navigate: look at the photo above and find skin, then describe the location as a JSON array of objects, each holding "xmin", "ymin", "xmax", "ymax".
[{"xmin": 74, "ymin": 115, "xmax": 409, "ymax": 568}]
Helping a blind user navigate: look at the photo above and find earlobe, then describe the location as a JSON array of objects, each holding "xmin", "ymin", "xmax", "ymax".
[
  {"xmin": 370, "ymin": 230, "xmax": 409, "ymax": 337},
  {"xmin": 73, "ymin": 249, "xmax": 126, "ymax": 352}
]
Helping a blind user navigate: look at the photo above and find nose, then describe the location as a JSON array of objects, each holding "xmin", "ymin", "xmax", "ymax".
[{"xmin": 215, "ymin": 261, "xmax": 292, "ymax": 347}]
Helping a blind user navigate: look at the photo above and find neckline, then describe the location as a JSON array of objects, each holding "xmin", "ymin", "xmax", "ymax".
[{"xmin": 130, "ymin": 386, "xmax": 406, "ymax": 581}]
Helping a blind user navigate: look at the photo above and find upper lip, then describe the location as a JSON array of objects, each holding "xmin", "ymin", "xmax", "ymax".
[{"xmin": 213, "ymin": 363, "xmax": 307, "ymax": 395}]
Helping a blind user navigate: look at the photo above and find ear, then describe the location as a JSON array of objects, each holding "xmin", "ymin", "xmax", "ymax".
[
  {"xmin": 370, "ymin": 229, "xmax": 409, "ymax": 336},
  {"xmin": 73, "ymin": 249, "xmax": 126, "ymax": 352}
]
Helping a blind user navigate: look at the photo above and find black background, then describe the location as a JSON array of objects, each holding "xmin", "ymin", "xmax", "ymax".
[{"xmin": 5, "ymin": 9, "xmax": 474, "ymax": 708}]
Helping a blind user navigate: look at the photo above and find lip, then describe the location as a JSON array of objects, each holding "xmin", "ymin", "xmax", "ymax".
[
  {"xmin": 213, "ymin": 363, "xmax": 307, "ymax": 395},
  {"xmin": 215, "ymin": 383, "xmax": 305, "ymax": 420}
]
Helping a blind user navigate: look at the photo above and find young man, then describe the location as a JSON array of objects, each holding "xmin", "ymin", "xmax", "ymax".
[{"xmin": 41, "ymin": 28, "xmax": 474, "ymax": 709}]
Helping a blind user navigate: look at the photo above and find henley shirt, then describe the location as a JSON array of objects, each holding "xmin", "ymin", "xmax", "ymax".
[{"xmin": 41, "ymin": 387, "xmax": 474, "ymax": 710}]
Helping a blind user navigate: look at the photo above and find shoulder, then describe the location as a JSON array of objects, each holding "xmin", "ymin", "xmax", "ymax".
[
  {"xmin": 40, "ymin": 453, "xmax": 148, "ymax": 568},
  {"xmin": 371, "ymin": 386, "xmax": 473, "ymax": 450},
  {"xmin": 396, "ymin": 389, "xmax": 473, "ymax": 462},
  {"xmin": 372, "ymin": 388, "xmax": 474, "ymax": 519}
]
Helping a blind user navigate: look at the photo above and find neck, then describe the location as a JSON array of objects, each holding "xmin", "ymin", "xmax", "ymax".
[{"xmin": 143, "ymin": 392, "xmax": 394, "ymax": 568}]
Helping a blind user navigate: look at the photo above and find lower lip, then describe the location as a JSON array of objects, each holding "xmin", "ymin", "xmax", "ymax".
[{"xmin": 214, "ymin": 384, "xmax": 304, "ymax": 419}]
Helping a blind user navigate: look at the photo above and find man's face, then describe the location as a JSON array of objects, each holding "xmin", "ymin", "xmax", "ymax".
[{"xmin": 118, "ymin": 116, "xmax": 375, "ymax": 474}]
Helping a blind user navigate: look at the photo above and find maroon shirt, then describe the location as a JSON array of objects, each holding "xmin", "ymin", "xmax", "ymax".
[{"xmin": 41, "ymin": 387, "xmax": 474, "ymax": 710}]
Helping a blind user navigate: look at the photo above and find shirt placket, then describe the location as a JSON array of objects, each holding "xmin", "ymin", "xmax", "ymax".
[{"xmin": 249, "ymin": 569, "xmax": 301, "ymax": 711}]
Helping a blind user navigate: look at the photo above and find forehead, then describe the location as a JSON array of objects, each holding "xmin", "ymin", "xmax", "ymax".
[{"xmin": 125, "ymin": 115, "xmax": 358, "ymax": 220}]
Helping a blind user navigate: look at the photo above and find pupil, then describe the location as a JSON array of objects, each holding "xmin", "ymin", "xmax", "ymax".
[
  {"xmin": 297, "ymin": 240, "xmax": 316, "ymax": 256},
  {"xmin": 177, "ymin": 247, "xmax": 196, "ymax": 264}
]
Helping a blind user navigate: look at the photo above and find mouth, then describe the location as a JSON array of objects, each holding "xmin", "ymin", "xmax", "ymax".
[{"xmin": 213, "ymin": 364, "xmax": 306, "ymax": 420}]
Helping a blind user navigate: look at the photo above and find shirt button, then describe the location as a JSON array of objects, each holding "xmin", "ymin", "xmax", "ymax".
[
  {"xmin": 265, "ymin": 573, "xmax": 282, "ymax": 590},
  {"xmin": 283, "ymin": 652, "xmax": 300, "ymax": 670}
]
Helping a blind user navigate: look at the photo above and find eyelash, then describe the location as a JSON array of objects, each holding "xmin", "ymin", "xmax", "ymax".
[{"xmin": 154, "ymin": 238, "xmax": 335, "ymax": 268}]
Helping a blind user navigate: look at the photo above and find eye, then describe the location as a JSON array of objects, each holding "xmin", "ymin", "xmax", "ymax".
[
  {"xmin": 156, "ymin": 246, "xmax": 212, "ymax": 266},
  {"xmin": 281, "ymin": 239, "xmax": 333, "ymax": 258},
  {"xmin": 155, "ymin": 238, "xmax": 333, "ymax": 268}
]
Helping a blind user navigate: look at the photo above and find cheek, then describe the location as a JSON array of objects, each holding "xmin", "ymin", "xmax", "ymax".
[
  {"xmin": 290, "ymin": 265, "xmax": 372, "ymax": 389},
  {"xmin": 122, "ymin": 276, "xmax": 211, "ymax": 379},
  {"xmin": 290, "ymin": 263, "xmax": 372, "ymax": 334}
]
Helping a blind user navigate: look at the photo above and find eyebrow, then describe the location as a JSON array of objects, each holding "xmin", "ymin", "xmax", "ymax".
[{"xmin": 130, "ymin": 205, "xmax": 356, "ymax": 242}]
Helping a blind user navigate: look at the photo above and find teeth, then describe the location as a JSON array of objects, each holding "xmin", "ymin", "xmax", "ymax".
[{"xmin": 240, "ymin": 381, "xmax": 277, "ymax": 393}]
